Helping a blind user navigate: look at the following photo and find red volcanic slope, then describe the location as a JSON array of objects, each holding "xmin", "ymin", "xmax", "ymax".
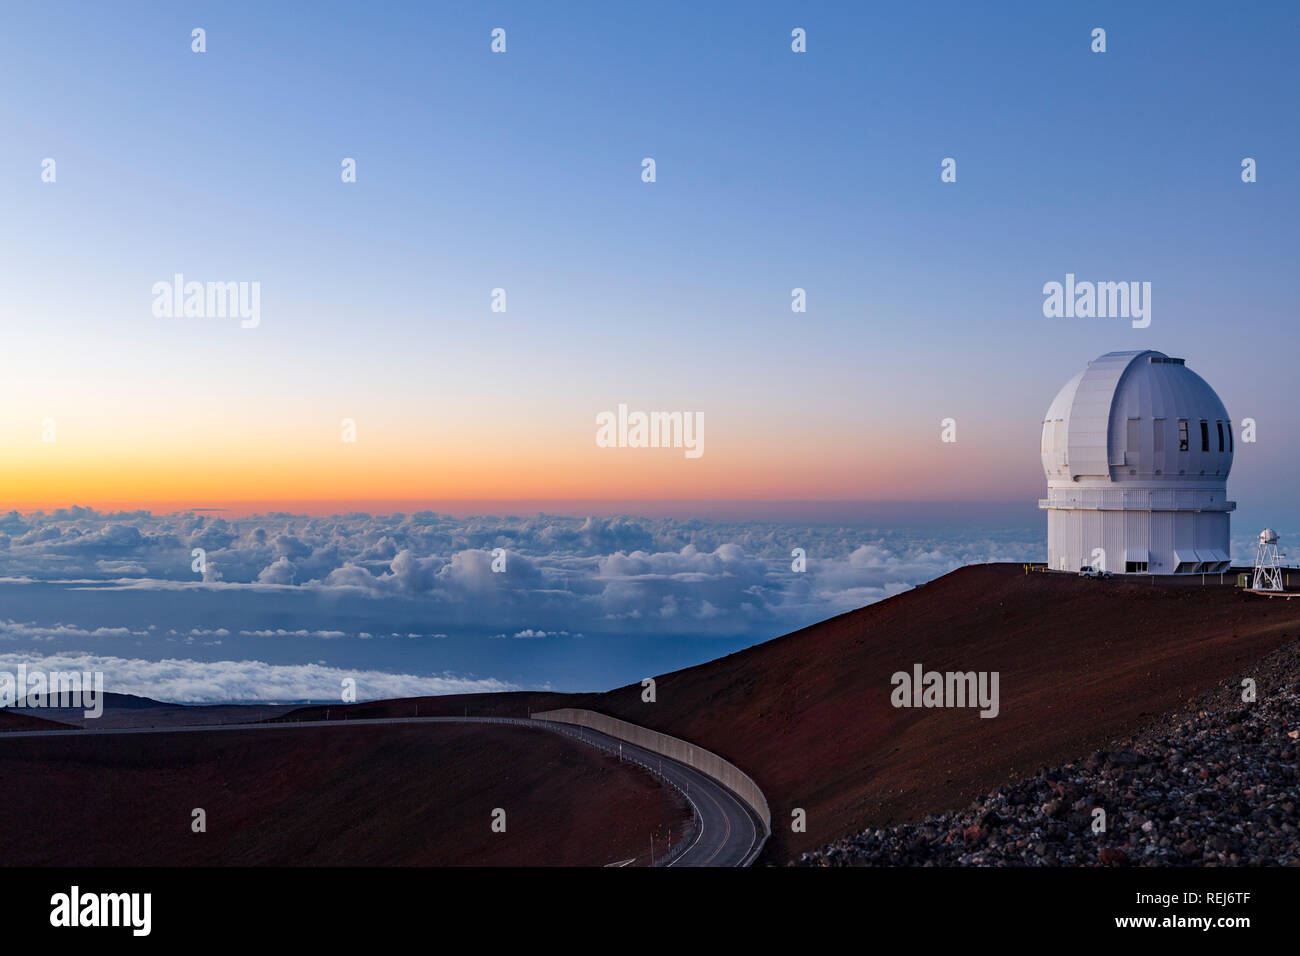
[
  {"xmin": 280, "ymin": 690, "xmax": 579, "ymax": 723},
  {"xmin": 35, "ymin": 697, "xmax": 300, "ymax": 729},
  {"xmin": 0, "ymin": 722, "xmax": 690, "ymax": 866},
  {"xmin": 0, "ymin": 710, "xmax": 76, "ymax": 732},
  {"xmin": 581, "ymin": 565, "xmax": 1300, "ymax": 861},
  {"xmin": 299, "ymin": 564, "xmax": 1300, "ymax": 862}
]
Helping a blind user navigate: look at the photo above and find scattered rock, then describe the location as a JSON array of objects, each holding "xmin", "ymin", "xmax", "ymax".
[{"xmin": 792, "ymin": 643, "xmax": 1300, "ymax": 868}]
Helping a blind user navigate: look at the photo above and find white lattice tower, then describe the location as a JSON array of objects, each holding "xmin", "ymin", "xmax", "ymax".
[{"xmin": 1253, "ymin": 529, "xmax": 1283, "ymax": 591}]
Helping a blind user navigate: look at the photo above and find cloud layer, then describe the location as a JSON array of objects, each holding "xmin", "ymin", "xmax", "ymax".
[
  {"xmin": 0, "ymin": 650, "xmax": 515, "ymax": 704},
  {"xmin": 0, "ymin": 508, "xmax": 1040, "ymax": 637},
  {"xmin": 0, "ymin": 508, "xmax": 1042, "ymax": 701}
]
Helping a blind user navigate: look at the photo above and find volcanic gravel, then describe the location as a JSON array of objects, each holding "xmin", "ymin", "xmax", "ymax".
[{"xmin": 795, "ymin": 641, "xmax": 1300, "ymax": 867}]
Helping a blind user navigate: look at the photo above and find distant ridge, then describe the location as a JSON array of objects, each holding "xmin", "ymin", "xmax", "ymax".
[{"xmin": 12, "ymin": 691, "xmax": 169, "ymax": 710}]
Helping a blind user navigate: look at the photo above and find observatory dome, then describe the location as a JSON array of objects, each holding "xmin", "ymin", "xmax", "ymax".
[
  {"xmin": 1041, "ymin": 350, "xmax": 1233, "ymax": 484},
  {"xmin": 1039, "ymin": 350, "xmax": 1235, "ymax": 575}
]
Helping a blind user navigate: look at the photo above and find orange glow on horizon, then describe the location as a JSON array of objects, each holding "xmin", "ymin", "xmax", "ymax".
[{"xmin": 1, "ymin": 415, "xmax": 1037, "ymax": 514}]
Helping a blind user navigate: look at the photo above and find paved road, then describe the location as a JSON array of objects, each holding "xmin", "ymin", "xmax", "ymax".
[
  {"xmin": 0, "ymin": 713, "xmax": 765, "ymax": 867},
  {"xmin": 530, "ymin": 718, "xmax": 765, "ymax": 866}
]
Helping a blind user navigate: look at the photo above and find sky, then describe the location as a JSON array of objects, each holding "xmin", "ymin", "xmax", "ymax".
[
  {"xmin": 1, "ymin": 3, "xmax": 1298, "ymax": 700},
  {"xmin": 2, "ymin": 1, "xmax": 1297, "ymax": 515}
]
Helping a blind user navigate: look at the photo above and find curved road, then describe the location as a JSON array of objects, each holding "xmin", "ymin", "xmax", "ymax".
[
  {"xmin": 527, "ymin": 718, "xmax": 765, "ymax": 866},
  {"xmin": 0, "ymin": 714, "xmax": 765, "ymax": 867}
]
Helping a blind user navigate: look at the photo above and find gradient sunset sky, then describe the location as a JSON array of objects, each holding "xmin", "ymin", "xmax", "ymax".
[{"xmin": 3, "ymin": 1, "xmax": 1297, "ymax": 518}]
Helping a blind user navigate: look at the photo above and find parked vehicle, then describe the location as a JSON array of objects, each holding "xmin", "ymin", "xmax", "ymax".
[{"xmin": 1078, "ymin": 565, "xmax": 1113, "ymax": 579}]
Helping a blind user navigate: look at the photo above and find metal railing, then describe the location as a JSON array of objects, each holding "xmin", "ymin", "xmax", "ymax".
[{"xmin": 532, "ymin": 707, "xmax": 771, "ymax": 839}]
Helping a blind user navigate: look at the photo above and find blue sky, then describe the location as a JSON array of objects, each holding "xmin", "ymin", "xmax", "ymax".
[
  {"xmin": 1, "ymin": 3, "xmax": 1297, "ymax": 698},
  {"xmin": 3, "ymin": 2, "xmax": 1297, "ymax": 511}
]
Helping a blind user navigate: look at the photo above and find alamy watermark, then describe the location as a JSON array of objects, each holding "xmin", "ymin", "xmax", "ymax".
[
  {"xmin": 152, "ymin": 274, "xmax": 260, "ymax": 328},
  {"xmin": 1042, "ymin": 273, "xmax": 1150, "ymax": 328},
  {"xmin": 595, "ymin": 404, "xmax": 703, "ymax": 458},
  {"xmin": 50, "ymin": 886, "xmax": 150, "ymax": 936},
  {"xmin": 0, "ymin": 664, "xmax": 104, "ymax": 718},
  {"xmin": 890, "ymin": 663, "xmax": 999, "ymax": 718}
]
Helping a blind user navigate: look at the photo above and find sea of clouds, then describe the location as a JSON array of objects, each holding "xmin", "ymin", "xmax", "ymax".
[{"xmin": 0, "ymin": 508, "xmax": 1040, "ymax": 702}]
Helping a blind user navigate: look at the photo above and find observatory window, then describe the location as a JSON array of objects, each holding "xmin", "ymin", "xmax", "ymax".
[
  {"xmin": 1200, "ymin": 421, "xmax": 1209, "ymax": 452},
  {"xmin": 1229, "ymin": 426, "xmax": 1233, "ymax": 452},
  {"xmin": 1217, "ymin": 422, "xmax": 1224, "ymax": 452},
  {"xmin": 1125, "ymin": 561, "xmax": 1148, "ymax": 573},
  {"xmin": 1153, "ymin": 419, "xmax": 1165, "ymax": 452},
  {"xmin": 1178, "ymin": 420, "xmax": 1188, "ymax": 451},
  {"xmin": 1126, "ymin": 418, "xmax": 1140, "ymax": 454}
]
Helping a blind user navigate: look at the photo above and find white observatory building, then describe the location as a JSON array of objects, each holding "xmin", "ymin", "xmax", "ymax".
[{"xmin": 1040, "ymin": 350, "xmax": 1235, "ymax": 575}]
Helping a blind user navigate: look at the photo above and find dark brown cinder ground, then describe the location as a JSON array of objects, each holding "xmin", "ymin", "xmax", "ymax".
[
  {"xmin": 310, "ymin": 564, "xmax": 1300, "ymax": 863},
  {"xmin": 0, "ymin": 710, "xmax": 76, "ymax": 732},
  {"xmin": 0, "ymin": 722, "xmax": 690, "ymax": 866}
]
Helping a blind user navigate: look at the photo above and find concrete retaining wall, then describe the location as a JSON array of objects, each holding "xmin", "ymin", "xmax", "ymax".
[{"xmin": 532, "ymin": 708, "xmax": 770, "ymax": 833}]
